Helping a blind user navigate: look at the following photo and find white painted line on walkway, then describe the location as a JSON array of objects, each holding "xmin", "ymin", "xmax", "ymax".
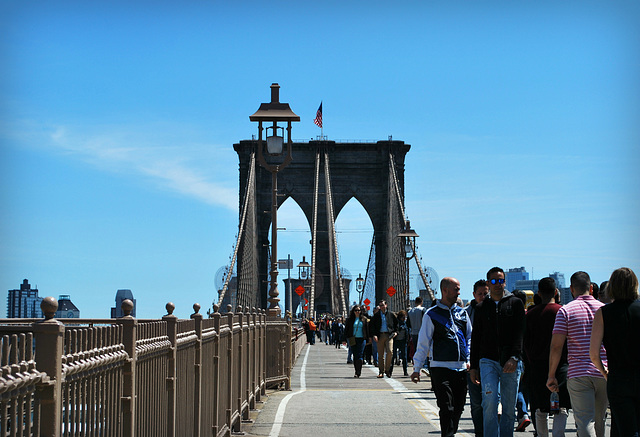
[
  {"xmin": 268, "ymin": 345, "xmax": 311, "ymax": 437},
  {"xmin": 366, "ymin": 365, "xmax": 473, "ymax": 437}
]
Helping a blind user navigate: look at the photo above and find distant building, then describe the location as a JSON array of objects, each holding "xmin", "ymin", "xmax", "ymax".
[
  {"xmin": 7, "ymin": 279, "xmax": 43, "ymax": 318},
  {"xmin": 111, "ymin": 289, "xmax": 136, "ymax": 318},
  {"xmin": 55, "ymin": 295, "xmax": 80, "ymax": 318},
  {"xmin": 506, "ymin": 267, "xmax": 529, "ymax": 292},
  {"xmin": 549, "ymin": 272, "xmax": 566, "ymax": 289},
  {"xmin": 559, "ymin": 287, "xmax": 573, "ymax": 305},
  {"xmin": 515, "ymin": 279, "xmax": 540, "ymax": 293}
]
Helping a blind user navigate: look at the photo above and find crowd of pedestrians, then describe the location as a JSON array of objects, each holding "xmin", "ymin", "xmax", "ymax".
[{"xmin": 304, "ymin": 266, "xmax": 639, "ymax": 437}]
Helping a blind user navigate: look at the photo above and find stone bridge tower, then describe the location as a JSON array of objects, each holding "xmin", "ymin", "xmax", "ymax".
[{"xmin": 234, "ymin": 139, "xmax": 410, "ymax": 314}]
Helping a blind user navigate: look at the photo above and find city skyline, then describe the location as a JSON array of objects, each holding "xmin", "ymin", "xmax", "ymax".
[{"xmin": 2, "ymin": 1, "xmax": 639, "ymax": 319}]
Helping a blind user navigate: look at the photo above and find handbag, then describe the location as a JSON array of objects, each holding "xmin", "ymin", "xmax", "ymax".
[{"xmin": 348, "ymin": 336, "xmax": 356, "ymax": 347}]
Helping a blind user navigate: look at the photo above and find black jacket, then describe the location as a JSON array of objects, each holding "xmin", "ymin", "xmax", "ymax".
[
  {"xmin": 370, "ymin": 310, "xmax": 398, "ymax": 337},
  {"xmin": 470, "ymin": 292, "xmax": 525, "ymax": 369},
  {"xmin": 344, "ymin": 316, "xmax": 370, "ymax": 339}
]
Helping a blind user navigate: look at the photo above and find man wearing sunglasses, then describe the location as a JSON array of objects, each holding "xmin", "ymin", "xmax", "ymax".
[{"xmin": 469, "ymin": 267, "xmax": 526, "ymax": 437}]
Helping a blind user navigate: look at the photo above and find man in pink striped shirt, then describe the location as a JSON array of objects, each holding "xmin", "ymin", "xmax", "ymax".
[{"xmin": 547, "ymin": 271, "xmax": 608, "ymax": 436}]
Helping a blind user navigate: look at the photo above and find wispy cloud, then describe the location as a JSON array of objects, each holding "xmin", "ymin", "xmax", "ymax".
[{"xmin": 10, "ymin": 121, "xmax": 239, "ymax": 211}]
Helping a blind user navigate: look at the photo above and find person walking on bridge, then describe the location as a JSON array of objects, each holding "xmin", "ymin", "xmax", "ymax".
[
  {"xmin": 411, "ymin": 277, "xmax": 471, "ymax": 437},
  {"xmin": 470, "ymin": 266, "xmax": 526, "ymax": 437},
  {"xmin": 371, "ymin": 299, "xmax": 398, "ymax": 378},
  {"xmin": 345, "ymin": 305, "xmax": 370, "ymax": 378}
]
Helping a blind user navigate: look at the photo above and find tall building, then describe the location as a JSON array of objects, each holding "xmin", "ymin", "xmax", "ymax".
[
  {"xmin": 506, "ymin": 267, "xmax": 529, "ymax": 292},
  {"xmin": 7, "ymin": 279, "xmax": 43, "ymax": 318},
  {"xmin": 55, "ymin": 295, "xmax": 80, "ymax": 318},
  {"xmin": 111, "ymin": 289, "xmax": 136, "ymax": 318},
  {"xmin": 549, "ymin": 272, "xmax": 566, "ymax": 289}
]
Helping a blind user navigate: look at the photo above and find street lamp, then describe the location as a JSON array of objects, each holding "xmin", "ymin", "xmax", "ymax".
[
  {"xmin": 250, "ymin": 83, "xmax": 300, "ymax": 317},
  {"xmin": 398, "ymin": 220, "xmax": 419, "ymax": 309},
  {"xmin": 297, "ymin": 256, "xmax": 311, "ymax": 317},
  {"xmin": 355, "ymin": 273, "xmax": 365, "ymax": 305}
]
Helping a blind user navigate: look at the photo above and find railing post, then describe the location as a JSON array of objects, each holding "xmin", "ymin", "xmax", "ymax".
[
  {"xmin": 285, "ymin": 310, "xmax": 292, "ymax": 390},
  {"xmin": 250, "ymin": 307, "xmax": 258, "ymax": 408},
  {"xmin": 191, "ymin": 303, "xmax": 203, "ymax": 437},
  {"xmin": 260, "ymin": 309, "xmax": 266, "ymax": 396},
  {"xmin": 236, "ymin": 306, "xmax": 245, "ymax": 424},
  {"xmin": 226, "ymin": 305, "xmax": 234, "ymax": 435},
  {"xmin": 120, "ymin": 299, "xmax": 137, "ymax": 437},
  {"xmin": 211, "ymin": 305, "xmax": 221, "ymax": 437},
  {"xmin": 33, "ymin": 297, "xmax": 64, "ymax": 437},
  {"xmin": 163, "ymin": 303, "xmax": 178, "ymax": 437}
]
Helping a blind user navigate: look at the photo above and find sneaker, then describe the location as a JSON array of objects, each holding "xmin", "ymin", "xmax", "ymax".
[
  {"xmin": 420, "ymin": 368, "xmax": 430, "ymax": 377},
  {"xmin": 346, "ymin": 360, "xmax": 353, "ymax": 364},
  {"xmin": 516, "ymin": 416, "xmax": 531, "ymax": 432},
  {"xmin": 377, "ymin": 374, "xmax": 384, "ymax": 378}
]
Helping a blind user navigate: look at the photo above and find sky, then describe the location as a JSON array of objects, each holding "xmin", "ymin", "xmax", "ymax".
[{"xmin": 1, "ymin": 1, "xmax": 639, "ymax": 319}]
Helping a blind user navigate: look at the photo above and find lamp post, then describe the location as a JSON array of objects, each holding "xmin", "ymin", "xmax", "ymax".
[
  {"xmin": 356, "ymin": 273, "xmax": 365, "ymax": 305},
  {"xmin": 250, "ymin": 83, "xmax": 300, "ymax": 317},
  {"xmin": 297, "ymin": 256, "xmax": 311, "ymax": 318},
  {"xmin": 398, "ymin": 220, "xmax": 419, "ymax": 310}
]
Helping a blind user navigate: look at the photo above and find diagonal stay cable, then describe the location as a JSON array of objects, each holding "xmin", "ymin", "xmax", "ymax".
[
  {"xmin": 389, "ymin": 152, "xmax": 434, "ymax": 301},
  {"xmin": 217, "ymin": 151, "xmax": 256, "ymax": 307},
  {"xmin": 324, "ymin": 151, "xmax": 347, "ymax": 317}
]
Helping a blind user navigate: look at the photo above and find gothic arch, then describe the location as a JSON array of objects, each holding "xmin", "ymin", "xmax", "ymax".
[{"xmin": 234, "ymin": 139, "xmax": 411, "ymax": 313}]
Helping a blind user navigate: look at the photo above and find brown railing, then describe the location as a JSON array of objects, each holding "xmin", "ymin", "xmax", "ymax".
[{"xmin": 0, "ymin": 298, "xmax": 307, "ymax": 437}]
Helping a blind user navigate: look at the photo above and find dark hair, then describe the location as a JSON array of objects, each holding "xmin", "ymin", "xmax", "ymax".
[
  {"xmin": 378, "ymin": 299, "xmax": 387, "ymax": 306},
  {"xmin": 473, "ymin": 279, "xmax": 487, "ymax": 292},
  {"xmin": 414, "ymin": 296, "xmax": 423, "ymax": 304},
  {"xmin": 592, "ymin": 282, "xmax": 600, "ymax": 300},
  {"xmin": 397, "ymin": 310, "xmax": 406, "ymax": 320},
  {"xmin": 608, "ymin": 267, "xmax": 639, "ymax": 301},
  {"xmin": 487, "ymin": 267, "xmax": 504, "ymax": 280},
  {"xmin": 538, "ymin": 277, "xmax": 557, "ymax": 299},
  {"xmin": 533, "ymin": 293, "xmax": 542, "ymax": 305},
  {"xmin": 570, "ymin": 271, "xmax": 591, "ymax": 294},
  {"xmin": 512, "ymin": 289, "xmax": 527, "ymax": 305}
]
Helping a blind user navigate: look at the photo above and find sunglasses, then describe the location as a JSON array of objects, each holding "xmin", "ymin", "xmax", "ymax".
[
  {"xmin": 354, "ymin": 309, "xmax": 361, "ymax": 312},
  {"xmin": 490, "ymin": 278, "xmax": 505, "ymax": 285}
]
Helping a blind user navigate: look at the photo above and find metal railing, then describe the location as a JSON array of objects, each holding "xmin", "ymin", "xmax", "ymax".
[{"xmin": 0, "ymin": 297, "xmax": 307, "ymax": 437}]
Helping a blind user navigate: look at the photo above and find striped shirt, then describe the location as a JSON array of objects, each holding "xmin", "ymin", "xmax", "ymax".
[{"xmin": 553, "ymin": 295, "xmax": 607, "ymax": 379}]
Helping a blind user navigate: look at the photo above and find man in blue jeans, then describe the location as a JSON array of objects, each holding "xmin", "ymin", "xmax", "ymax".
[{"xmin": 469, "ymin": 267, "xmax": 526, "ymax": 436}]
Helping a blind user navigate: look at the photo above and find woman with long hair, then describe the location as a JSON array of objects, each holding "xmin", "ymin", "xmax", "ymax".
[
  {"xmin": 590, "ymin": 267, "xmax": 640, "ymax": 436},
  {"xmin": 345, "ymin": 305, "xmax": 370, "ymax": 378}
]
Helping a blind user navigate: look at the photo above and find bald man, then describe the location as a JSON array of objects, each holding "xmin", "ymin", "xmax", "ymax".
[{"xmin": 411, "ymin": 277, "xmax": 472, "ymax": 437}]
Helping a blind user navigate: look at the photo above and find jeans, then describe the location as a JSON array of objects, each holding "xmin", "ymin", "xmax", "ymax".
[
  {"xmin": 479, "ymin": 358, "xmax": 523, "ymax": 437},
  {"xmin": 392, "ymin": 338, "xmax": 408, "ymax": 374},
  {"xmin": 467, "ymin": 371, "xmax": 484, "ymax": 436},
  {"xmin": 352, "ymin": 337, "xmax": 366, "ymax": 376},
  {"xmin": 567, "ymin": 376, "xmax": 608, "ymax": 437}
]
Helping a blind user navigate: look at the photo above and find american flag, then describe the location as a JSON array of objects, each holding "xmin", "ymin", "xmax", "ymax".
[{"xmin": 314, "ymin": 102, "xmax": 323, "ymax": 128}]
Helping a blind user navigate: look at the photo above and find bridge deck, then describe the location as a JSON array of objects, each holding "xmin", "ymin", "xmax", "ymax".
[{"xmin": 245, "ymin": 343, "xmax": 587, "ymax": 436}]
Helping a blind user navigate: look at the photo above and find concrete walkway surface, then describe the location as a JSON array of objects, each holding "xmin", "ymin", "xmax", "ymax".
[{"xmin": 245, "ymin": 343, "xmax": 595, "ymax": 436}]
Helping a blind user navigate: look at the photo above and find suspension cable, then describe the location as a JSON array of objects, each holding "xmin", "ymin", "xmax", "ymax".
[
  {"xmin": 309, "ymin": 150, "xmax": 321, "ymax": 318},
  {"xmin": 217, "ymin": 151, "xmax": 256, "ymax": 307},
  {"xmin": 388, "ymin": 152, "xmax": 434, "ymax": 301},
  {"xmin": 324, "ymin": 151, "xmax": 347, "ymax": 317}
]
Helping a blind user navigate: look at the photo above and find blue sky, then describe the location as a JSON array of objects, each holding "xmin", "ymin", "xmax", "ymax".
[{"xmin": 1, "ymin": 1, "xmax": 639, "ymax": 319}]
